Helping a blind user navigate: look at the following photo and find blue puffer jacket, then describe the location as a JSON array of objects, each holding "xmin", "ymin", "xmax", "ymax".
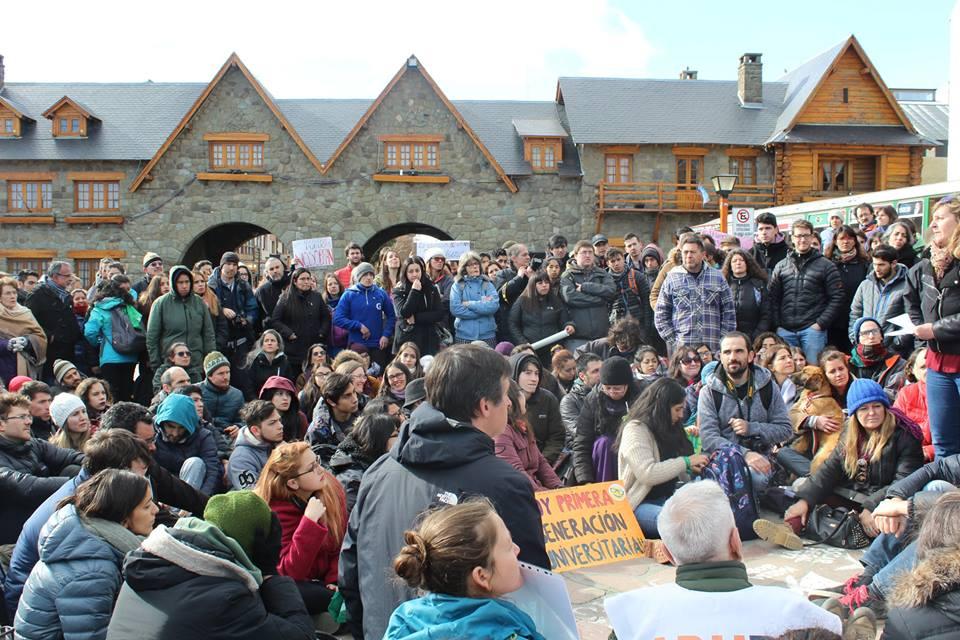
[
  {"xmin": 449, "ymin": 276, "xmax": 499, "ymax": 342},
  {"xmin": 384, "ymin": 593, "xmax": 545, "ymax": 640},
  {"xmin": 14, "ymin": 504, "xmax": 139, "ymax": 640},
  {"xmin": 333, "ymin": 282, "xmax": 395, "ymax": 349},
  {"xmin": 83, "ymin": 297, "xmax": 142, "ymax": 365},
  {"xmin": 153, "ymin": 394, "xmax": 221, "ymax": 495},
  {"xmin": 200, "ymin": 378, "xmax": 245, "ymax": 431}
]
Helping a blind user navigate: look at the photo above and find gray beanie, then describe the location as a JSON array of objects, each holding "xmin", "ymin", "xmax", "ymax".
[{"xmin": 352, "ymin": 262, "xmax": 376, "ymax": 283}]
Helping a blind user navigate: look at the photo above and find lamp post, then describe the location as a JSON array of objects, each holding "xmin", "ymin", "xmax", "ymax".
[{"xmin": 711, "ymin": 174, "xmax": 738, "ymax": 234}]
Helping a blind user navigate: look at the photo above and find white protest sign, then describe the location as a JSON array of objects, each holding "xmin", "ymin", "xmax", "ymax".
[
  {"xmin": 731, "ymin": 207, "xmax": 756, "ymax": 238},
  {"xmin": 291, "ymin": 237, "xmax": 334, "ymax": 269},
  {"xmin": 415, "ymin": 240, "xmax": 471, "ymax": 261}
]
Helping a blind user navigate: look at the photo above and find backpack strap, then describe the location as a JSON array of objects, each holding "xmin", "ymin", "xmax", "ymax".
[{"xmin": 758, "ymin": 380, "xmax": 773, "ymax": 412}]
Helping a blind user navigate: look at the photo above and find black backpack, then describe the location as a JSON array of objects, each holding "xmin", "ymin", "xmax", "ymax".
[{"xmin": 110, "ymin": 306, "xmax": 146, "ymax": 354}]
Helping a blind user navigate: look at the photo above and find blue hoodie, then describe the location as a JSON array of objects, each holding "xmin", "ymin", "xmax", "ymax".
[
  {"xmin": 154, "ymin": 394, "xmax": 221, "ymax": 494},
  {"xmin": 384, "ymin": 593, "xmax": 545, "ymax": 640},
  {"xmin": 333, "ymin": 282, "xmax": 396, "ymax": 349}
]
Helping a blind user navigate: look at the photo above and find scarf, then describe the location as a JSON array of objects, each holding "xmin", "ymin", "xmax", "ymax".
[
  {"xmin": 676, "ymin": 560, "xmax": 752, "ymax": 592},
  {"xmin": 82, "ymin": 516, "xmax": 145, "ymax": 555},
  {"xmin": 836, "ymin": 247, "xmax": 859, "ymax": 263},
  {"xmin": 931, "ymin": 244, "xmax": 954, "ymax": 282},
  {"xmin": 850, "ymin": 344, "xmax": 888, "ymax": 369},
  {"xmin": 0, "ymin": 302, "xmax": 48, "ymax": 377},
  {"xmin": 46, "ymin": 278, "xmax": 71, "ymax": 304}
]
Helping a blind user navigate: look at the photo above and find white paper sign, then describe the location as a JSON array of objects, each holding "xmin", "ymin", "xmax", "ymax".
[
  {"xmin": 291, "ymin": 237, "xmax": 334, "ymax": 269},
  {"xmin": 731, "ymin": 207, "xmax": 756, "ymax": 238},
  {"xmin": 415, "ymin": 240, "xmax": 471, "ymax": 261}
]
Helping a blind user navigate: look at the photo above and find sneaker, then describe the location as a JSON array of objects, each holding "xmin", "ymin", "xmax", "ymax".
[
  {"xmin": 843, "ymin": 607, "xmax": 877, "ymax": 640},
  {"xmin": 753, "ymin": 519, "xmax": 804, "ymax": 550},
  {"xmin": 823, "ymin": 572, "xmax": 872, "ymax": 596},
  {"xmin": 818, "ymin": 597, "xmax": 848, "ymax": 622},
  {"xmin": 839, "ymin": 585, "xmax": 887, "ymax": 619}
]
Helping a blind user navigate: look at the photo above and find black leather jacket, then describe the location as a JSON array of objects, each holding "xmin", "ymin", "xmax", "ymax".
[{"xmin": 906, "ymin": 258, "xmax": 960, "ymax": 355}]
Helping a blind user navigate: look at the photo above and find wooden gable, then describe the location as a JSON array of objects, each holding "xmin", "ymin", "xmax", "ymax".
[
  {"xmin": 322, "ymin": 56, "xmax": 517, "ymax": 192},
  {"xmin": 129, "ymin": 53, "xmax": 323, "ymax": 191},
  {"xmin": 794, "ymin": 38, "xmax": 914, "ymax": 130}
]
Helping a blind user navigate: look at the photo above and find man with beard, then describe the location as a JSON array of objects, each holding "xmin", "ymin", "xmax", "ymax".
[
  {"xmin": 336, "ymin": 243, "xmax": 365, "ymax": 289},
  {"xmin": 697, "ymin": 332, "xmax": 792, "ymax": 491},
  {"xmin": 254, "ymin": 257, "xmax": 290, "ymax": 331}
]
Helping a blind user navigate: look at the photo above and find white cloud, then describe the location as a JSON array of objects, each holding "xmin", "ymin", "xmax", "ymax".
[{"xmin": 2, "ymin": 0, "xmax": 654, "ymax": 100}]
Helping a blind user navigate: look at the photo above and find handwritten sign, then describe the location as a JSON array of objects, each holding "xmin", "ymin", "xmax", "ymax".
[
  {"xmin": 535, "ymin": 481, "xmax": 645, "ymax": 573},
  {"xmin": 415, "ymin": 240, "xmax": 471, "ymax": 261},
  {"xmin": 292, "ymin": 237, "xmax": 334, "ymax": 269}
]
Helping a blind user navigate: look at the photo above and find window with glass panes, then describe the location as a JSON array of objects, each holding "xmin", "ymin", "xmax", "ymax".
[
  {"xmin": 820, "ymin": 158, "xmax": 852, "ymax": 192},
  {"xmin": 75, "ymin": 181, "xmax": 120, "ymax": 211},
  {"xmin": 74, "ymin": 259, "xmax": 100, "ymax": 288},
  {"xmin": 728, "ymin": 157, "xmax": 757, "ymax": 185},
  {"xmin": 209, "ymin": 141, "xmax": 265, "ymax": 170},
  {"xmin": 1, "ymin": 116, "xmax": 18, "ymax": 136},
  {"xmin": 604, "ymin": 154, "xmax": 633, "ymax": 183},
  {"xmin": 6, "ymin": 258, "xmax": 51, "ymax": 277},
  {"xmin": 523, "ymin": 139, "xmax": 562, "ymax": 172},
  {"xmin": 7, "ymin": 181, "xmax": 53, "ymax": 212},
  {"xmin": 383, "ymin": 141, "xmax": 440, "ymax": 171},
  {"xmin": 52, "ymin": 111, "xmax": 86, "ymax": 137}
]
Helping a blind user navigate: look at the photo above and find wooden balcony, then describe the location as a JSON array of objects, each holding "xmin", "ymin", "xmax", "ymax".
[{"xmin": 596, "ymin": 181, "xmax": 776, "ymax": 235}]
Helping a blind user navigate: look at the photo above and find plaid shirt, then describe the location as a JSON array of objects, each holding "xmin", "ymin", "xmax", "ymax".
[{"xmin": 654, "ymin": 263, "xmax": 736, "ymax": 352}]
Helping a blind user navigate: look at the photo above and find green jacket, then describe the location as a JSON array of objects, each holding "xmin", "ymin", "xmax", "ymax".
[{"xmin": 146, "ymin": 267, "xmax": 215, "ymax": 379}]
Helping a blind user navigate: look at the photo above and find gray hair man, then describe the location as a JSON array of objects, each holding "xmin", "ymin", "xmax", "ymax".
[{"xmin": 604, "ymin": 481, "xmax": 841, "ymax": 639}]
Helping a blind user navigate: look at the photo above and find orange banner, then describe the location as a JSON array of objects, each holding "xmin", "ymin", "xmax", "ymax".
[{"xmin": 535, "ymin": 481, "xmax": 646, "ymax": 573}]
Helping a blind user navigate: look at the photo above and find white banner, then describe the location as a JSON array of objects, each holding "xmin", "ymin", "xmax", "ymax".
[
  {"xmin": 415, "ymin": 240, "xmax": 471, "ymax": 261},
  {"xmin": 291, "ymin": 237, "xmax": 335, "ymax": 269}
]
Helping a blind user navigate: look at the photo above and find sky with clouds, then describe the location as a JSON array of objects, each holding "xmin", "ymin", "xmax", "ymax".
[{"xmin": 1, "ymin": 0, "xmax": 952, "ymax": 100}]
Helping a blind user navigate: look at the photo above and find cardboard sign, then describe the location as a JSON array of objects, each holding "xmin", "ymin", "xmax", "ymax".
[
  {"xmin": 415, "ymin": 239, "xmax": 471, "ymax": 261},
  {"xmin": 535, "ymin": 481, "xmax": 645, "ymax": 573},
  {"xmin": 292, "ymin": 237, "xmax": 334, "ymax": 269}
]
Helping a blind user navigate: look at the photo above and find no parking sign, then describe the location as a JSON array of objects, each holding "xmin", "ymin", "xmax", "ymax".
[{"xmin": 731, "ymin": 207, "xmax": 755, "ymax": 239}]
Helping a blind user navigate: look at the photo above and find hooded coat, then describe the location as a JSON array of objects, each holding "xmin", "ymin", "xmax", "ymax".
[
  {"xmin": 640, "ymin": 244, "xmax": 665, "ymax": 289},
  {"xmin": 560, "ymin": 262, "xmax": 617, "ymax": 341},
  {"xmin": 270, "ymin": 286, "xmax": 331, "ymax": 366},
  {"xmin": 14, "ymin": 504, "xmax": 141, "ymax": 640},
  {"xmin": 850, "ymin": 263, "xmax": 912, "ymax": 353},
  {"xmin": 510, "ymin": 353, "xmax": 565, "ymax": 464},
  {"xmin": 84, "ymin": 296, "xmax": 143, "ymax": 366},
  {"xmin": 105, "ymin": 520, "xmax": 313, "ymax": 640},
  {"xmin": 152, "ymin": 394, "xmax": 221, "ymax": 495},
  {"xmin": 884, "ymin": 546, "xmax": 960, "ymax": 639},
  {"xmin": 228, "ymin": 427, "xmax": 276, "ymax": 491},
  {"xmin": 145, "ymin": 267, "xmax": 216, "ymax": 381},
  {"xmin": 384, "ymin": 593, "xmax": 545, "ymax": 640},
  {"xmin": 334, "ymin": 281, "xmax": 396, "ymax": 349},
  {"xmin": 339, "ymin": 402, "xmax": 549, "ymax": 640},
  {"xmin": 257, "ymin": 375, "xmax": 308, "ymax": 442}
]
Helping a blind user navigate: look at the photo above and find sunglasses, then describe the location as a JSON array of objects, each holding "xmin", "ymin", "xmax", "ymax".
[
  {"xmin": 681, "ymin": 356, "xmax": 701, "ymax": 365},
  {"xmin": 174, "ymin": 351, "xmax": 190, "ymax": 357}
]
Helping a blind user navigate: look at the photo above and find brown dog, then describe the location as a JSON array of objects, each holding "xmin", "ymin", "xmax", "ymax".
[{"xmin": 788, "ymin": 365, "xmax": 844, "ymax": 474}]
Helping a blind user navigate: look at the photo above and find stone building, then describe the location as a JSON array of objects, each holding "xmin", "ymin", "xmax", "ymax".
[{"xmin": 0, "ymin": 35, "xmax": 932, "ymax": 283}]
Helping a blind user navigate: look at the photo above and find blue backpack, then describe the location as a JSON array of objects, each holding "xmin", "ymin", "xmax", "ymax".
[{"xmin": 700, "ymin": 445, "xmax": 760, "ymax": 541}]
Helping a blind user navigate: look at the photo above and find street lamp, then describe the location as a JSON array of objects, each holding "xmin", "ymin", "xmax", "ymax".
[{"xmin": 712, "ymin": 174, "xmax": 738, "ymax": 233}]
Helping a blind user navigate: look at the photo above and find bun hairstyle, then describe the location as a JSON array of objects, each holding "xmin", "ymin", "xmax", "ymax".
[{"xmin": 393, "ymin": 498, "xmax": 500, "ymax": 597}]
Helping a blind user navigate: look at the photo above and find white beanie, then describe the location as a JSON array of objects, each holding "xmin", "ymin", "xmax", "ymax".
[{"xmin": 50, "ymin": 392, "xmax": 86, "ymax": 429}]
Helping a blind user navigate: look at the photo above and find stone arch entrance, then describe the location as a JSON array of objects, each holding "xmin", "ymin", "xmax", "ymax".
[
  {"xmin": 181, "ymin": 222, "xmax": 274, "ymax": 268},
  {"xmin": 363, "ymin": 222, "xmax": 453, "ymax": 263}
]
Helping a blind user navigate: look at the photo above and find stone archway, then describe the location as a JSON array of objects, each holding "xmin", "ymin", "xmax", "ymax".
[
  {"xmin": 180, "ymin": 222, "xmax": 274, "ymax": 268},
  {"xmin": 362, "ymin": 222, "xmax": 453, "ymax": 263}
]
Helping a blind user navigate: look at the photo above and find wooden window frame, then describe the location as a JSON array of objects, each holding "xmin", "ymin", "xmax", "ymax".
[
  {"xmin": 523, "ymin": 138, "xmax": 563, "ymax": 172},
  {"xmin": 74, "ymin": 180, "xmax": 120, "ymax": 212},
  {"xmin": 381, "ymin": 138, "xmax": 442, "ymax": 172},
  {"xmin": 207, "ymin": 140, "xmax": 266, "ymax": 171},
  {"xmin": 0, "ymin": 110, "xmax": 20, "ymax": 138},
  {"xmin": 729, "ymin": 156, "xmax": 757, "ymax": 185},
  {"xmin": 819, "ymin": 157, "xmax": 853, "ymax": 192},
  {"xmin": 7, "ymin": 181, "xmax": 53, "ymax": 213},
  {"xmin": 675, "ymin": 156, "xmax": 704, "ymax": 187},
  {"xmin": 604, "ymin": 154, "xmax": 633, "ymax": 184},
  {"xmin": 51, "ymin": 107, "xmax": 87, "ymax": 137}
]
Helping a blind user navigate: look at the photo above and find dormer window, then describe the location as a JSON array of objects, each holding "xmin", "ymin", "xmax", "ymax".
[
  {"xmin": 512, "ymin": 119, "xmax": 568, "ymax": 174},
  {"xmin": 42, "ymin": 96, "xmax": 97, "ymax": 138},
  {"xmin": 0, "ymin": 97, "xmax": 34, "ymax": 138}
]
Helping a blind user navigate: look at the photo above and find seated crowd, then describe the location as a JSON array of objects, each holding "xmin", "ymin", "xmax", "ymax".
[{"xmin": 0, "ymin": 199, "xmax": 958, "ymax": 639}]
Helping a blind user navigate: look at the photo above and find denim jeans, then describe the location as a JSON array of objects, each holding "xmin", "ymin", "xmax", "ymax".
[
  {"xmin": 925, "ymin": 368, "xmax": 960, "ymax": 458},
  {"xmin": 633, "ymin": 497, "xmax": 668, "ymax": 538},
  {"xmin": 777, "ymin": 325, "xmax": 828, "ymax": 367},
  {"xmin": 863, "ymin": 481, "xmax": 955, "ymax": 597},
  {"xmin": 179, "ymin": 456, "xmax": 206, "ymax": 491}
]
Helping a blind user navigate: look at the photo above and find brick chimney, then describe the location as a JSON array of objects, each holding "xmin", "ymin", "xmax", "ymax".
[
  {"xmin": 738, "ymin": 53, "xmax": 762, "ymax": 105},
  {"xmin": 0, "ymin": 55, "xmax": 5, "ymax": 91},
  {"xmin": 679, "ymin": 67, "xmax": 698, "ymax": 80}
]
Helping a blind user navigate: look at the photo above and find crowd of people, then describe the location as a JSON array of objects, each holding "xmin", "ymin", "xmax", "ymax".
[{"xmin": 0, "ymin": 198, "xmax": 958, "ymax": 639}]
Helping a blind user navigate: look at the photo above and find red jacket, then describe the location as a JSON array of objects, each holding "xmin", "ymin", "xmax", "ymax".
[
  {"xmin": 894, "ymin": 381, "xmax": 932, "ymax": 461},
  {"xmin": 271, "ymin": 489, "xmax": 347, "ymax": 585},
  {"xmin": 335, "ymin": 264, "xmax": 353, "ymax": 290},
  {"xmin": 494, "ymin": 421, "xmax": 562, "ymax": 491}
]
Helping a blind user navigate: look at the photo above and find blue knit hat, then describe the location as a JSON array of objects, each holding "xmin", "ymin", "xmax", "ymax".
[
  {"xmin": 846, "ymin": 378, "xmax": 890, "ymax": 415},
  {"xmin": 852, "ymin": 316, "xmax": 883, "ymax": 341}
]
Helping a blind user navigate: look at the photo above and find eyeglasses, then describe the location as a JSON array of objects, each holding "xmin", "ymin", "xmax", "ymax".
[
  {"xmin": 681, "ymin": 356, "xmax": 701, "ymax": 365},
  {"xmin": 174, "ymin": 351, "xmax": 190, "ymax": 357},
  {"xmin": 792, "ymin": 233, "xmax": 813, "ymax": 240},
  {"xmin": 292, "ymin": 456, "xmax": 323, "ymax": 477},
  {"xmin": 859, "ymin": 328, "xmax": 882, "ymax": 338},
  {"xmin": 1, "ymin": 414, "xmax": 31, "ymax": 423},
  {"xmin": 387, "ymin": 372, "xmax": 407, "ymax": 381}
]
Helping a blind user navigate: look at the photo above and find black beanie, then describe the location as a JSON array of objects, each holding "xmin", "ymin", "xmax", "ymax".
[{"xmin": 600, "ymin": 356, "xmax": 633, "ymax": 386}]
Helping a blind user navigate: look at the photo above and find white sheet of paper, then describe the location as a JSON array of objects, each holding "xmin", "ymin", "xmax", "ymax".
[
  {"xmin": 887, "ymin": 313, "xmax": 916, "ymax": 330},
  {"xmin": 886, "ymin": 327, "xmax": 916, "ymax": 337},
  {"xmin": 502, "ymin": 562, "xmax": 579, "ymax": 640}
]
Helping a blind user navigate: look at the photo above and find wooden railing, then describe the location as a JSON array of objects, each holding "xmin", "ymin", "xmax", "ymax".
[{"xmin": 597, "ymin": 181, "xmax": 776, "ymax": 214}]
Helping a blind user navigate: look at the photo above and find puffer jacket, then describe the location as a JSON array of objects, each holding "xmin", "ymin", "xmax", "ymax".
[
  {"xmin": 0, "ymin": 436, "xmax": 82, "ymax": 545},
  {"xmin": 750, "ymin": 237, "xmax": 790, "ymax": 275},
  {"xmin": 105, "ymin": 519, "xmax": 313, "ymax": 640},
  {"xmin": 728, "ymin": 276, "xmax": 770, "ymax": 339},
  {"xmin": 851, "ymin": 263, "xmax": 912, "ymax": 353},
  {"xmin": 768, "ymin": 249, "xmax": 845, "ymax": 332},
  {"xmin": 146, "ymin": 267, "xmax": 216, "ymax": 381},
  {"xmin": 831, "ymin": 256, "xmax": 870, "ymax": 331},
  {"xmin": 884, "ymin": 546, "xmax": 960, "ymax": 639},
  {"xmin": 329, "ymin": 436, "xmax": 374, "ymax": 514},
  {"xmin": 507, "ymin": 294, "xmax": 573, "ymax": 348},
  {"xmin": 560, "ymin": 263, "xmax": 616, "ymax": 340},
  {"xmin": 14, "ymin": 504, "xmax": 139, "ymax": 640},
  {"xmin": 269, "ymin": 287, "xmax": 330, "ymax": 366},
  {"xmin": 906, "ymin": 258, "xmax": 960, "ymax": 355},
  {"xmin": 228, "ymin": 427, "xmax": 276, "ymax": 490},
  {"xmin": 339, "ymin": 402, "xmax": 548, "ymax": 640},
  {"xmin": 200, "ymin": 378, "xmax": 244, "ymax": 431},
  {"xmin": 698, "ymin": 364, "xmax": 793, "ymax": 456},
  {"xmin": 559, "ymin": 380, "xmax": 590, "ymax": 443},
  {"xmin": 449, "ymin": 276, "xmax": 499, "ymax": 342},
  {"xmin": 797, "ymin": 417, "xmax": 924, "ymax": 511},
  {"xmin": 84, "ymin": 296, "xmax": 143, "ymax": 366}
]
